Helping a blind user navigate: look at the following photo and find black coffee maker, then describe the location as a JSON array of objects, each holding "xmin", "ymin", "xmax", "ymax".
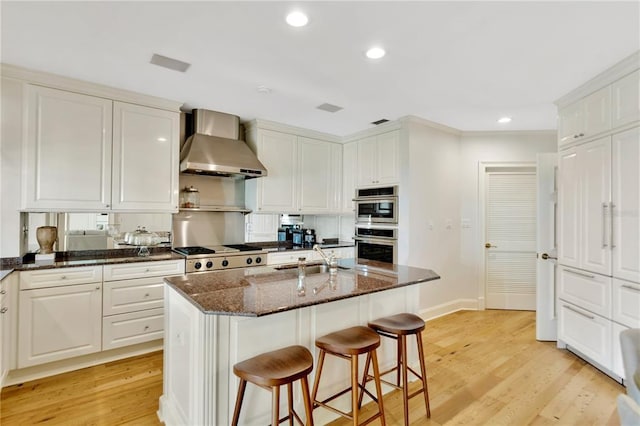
[{"xmin": 302, "ymin": 229, "xmax": 316, "ymax": 247}]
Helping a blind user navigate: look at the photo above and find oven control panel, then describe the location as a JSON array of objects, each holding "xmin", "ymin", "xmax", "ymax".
[{"xmin": 186, "ymin": 255, "xmax": 264, "ymax": 273}]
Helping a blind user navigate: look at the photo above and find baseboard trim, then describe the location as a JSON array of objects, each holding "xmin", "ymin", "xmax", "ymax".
[{"xmin": 419, "ymin": 298, "xmax": 479, "ymax": 322}]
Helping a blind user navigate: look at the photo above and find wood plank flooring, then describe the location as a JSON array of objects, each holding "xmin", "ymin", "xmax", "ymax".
[{"xmin": 1, "ymin": 310, "xmax": 625, "ymax": 425}]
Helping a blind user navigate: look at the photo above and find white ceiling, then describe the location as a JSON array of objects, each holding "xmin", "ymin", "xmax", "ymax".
[{"xmin": 2, "ymin": 1, "xmax": 639, "ymax": 136}]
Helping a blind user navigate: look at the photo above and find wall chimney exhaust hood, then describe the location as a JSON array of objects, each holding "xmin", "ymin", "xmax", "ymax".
[{"xmin": 180, "ymin": 109, "xmax": 267, "ymax": 179}]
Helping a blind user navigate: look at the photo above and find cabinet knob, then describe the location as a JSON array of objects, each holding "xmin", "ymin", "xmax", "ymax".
[
  {"xmin": 61, "ymin": 276, "xmax": 67, "ymax": 279},
  {"xmin": 105, "ymin": 204, "xmax": 110, "ymax": 208},
  {"xmin": 145, "ymin": 269, "xmax": 151, "ymax": 273},
  {"xmin": 96, "ymin": 286, "xmax": 101, "ymax": 290},
  {"xmin": 144, "ymin": 293, "xmax": 150, "ymax": 298},
  {"xmin": 144, "ymin": 325, "xmax": 150, "ymax": 331},
  {"xmin": 0, "ymin": 289, "xmax": 6, "ymax": 295},
  {"xmin": 0, "ymin": 307, "xmax": 7, "ymax": 314}
]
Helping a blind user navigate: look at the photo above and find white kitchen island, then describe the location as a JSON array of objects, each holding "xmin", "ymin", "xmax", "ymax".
[{"xmin": 158, "ymin": 261, "xmax": 440, "ymax": 425}]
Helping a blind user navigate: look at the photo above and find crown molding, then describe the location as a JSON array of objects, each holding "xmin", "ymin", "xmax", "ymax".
[
  {"xmin": 243, "ymin": 118, "xmax": 342, "ymax": 143},
  {"xmin": 1, "ymin": 63, "xmax": 183, "ymax": 112}
]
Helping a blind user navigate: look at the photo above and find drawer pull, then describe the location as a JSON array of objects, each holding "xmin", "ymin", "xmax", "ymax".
[
  {"xmin": 144, "ymin": 325, "xmax": 150, "ymax": 331},
  {"xmin": 0, "ymin": 307, "xmax": 7, "ymax": 314},
  {"xmin": 622, "ymin": 284, "xmax": 640, "ymax": 293},
  {"xmin": 145, "ymin": 269, "xmax": 151, "ymax": 273},
  {"xmin": 0, "ymin": 289, "xmax": 6, "ymax": 295},
  {"xmin": 564, "ymin": 304, "xmax": 595, "ymax": 320},
  {"xmin": 144, "ymin": 293, "xmax": 150, "ymax": 298},
  {"xmin": 61, "ymin": 275, "xmax": 67, "ymax": 280},
  {"xmin": 564, "ymin": 269, "xmax": 595, "ymax": 279}
]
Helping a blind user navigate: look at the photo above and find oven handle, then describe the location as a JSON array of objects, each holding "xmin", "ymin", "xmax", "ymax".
[
  {"xmin": 354, "ymin": 236, "xmax": 397, "ymax": 245},
  {"xmin": 353, "ymin": 196, "xmax": 398, "ymax": 203}
]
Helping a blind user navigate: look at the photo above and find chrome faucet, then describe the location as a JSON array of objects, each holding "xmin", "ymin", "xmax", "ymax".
[{"xmin": 313, "ymin": 245, "xmax": 338, "ymax": 277}]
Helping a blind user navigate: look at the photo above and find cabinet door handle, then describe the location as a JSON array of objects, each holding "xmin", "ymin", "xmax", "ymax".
[
  {"xmin": 622, "ymin": 284, "xmax": 640, "ymax": 293},
  {"xmin": 610, "ymin": 202, "xmax": 616, "ymax": 248},
  {"xmin": 602, "ymin": 203, "xmax": 608, "ymax": 248},
  {"xmin": 564, "ymin": 304, "xmax": 595, "ymax": 320},
  {"xmin": 564, "ymin": 269, "xmax": 595, "ymax": 279}
]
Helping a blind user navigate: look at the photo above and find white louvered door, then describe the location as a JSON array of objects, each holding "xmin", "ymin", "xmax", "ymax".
[{"xmin": 485, "ymin": 172, "xmax": 537, "ymax": 310}]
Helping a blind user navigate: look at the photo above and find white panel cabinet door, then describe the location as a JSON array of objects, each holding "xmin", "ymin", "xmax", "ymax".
[
  {"xmin": 255, "ymin": 130, "xmax": 297, "ymax": 212},
  {"xmin": 298, "ymin": 137, "xmax": 333, "ymax": 213},
  {"xmin": 580, "ymin": 137, "xmax": 612, "ymax": 276},
  {"xmin": 612, "ymin": 127, "xmax": 640, "ymax": 283},
  {"xmin": 558, "ymin": 148, "xmax": 581, "ymax": 268},
  {"xmin": 23, "ymin": 85, "xmax": 112, "ymax": 210},
  {"xmin": 18, "ymin": 283, "xmax": 102, "ymax": 368},
  {"xmin": 342, "ymin": 142, "xmax": 358, "ymax": 213},
  {"xmin": 376, "ymin": 131, "xmax": 400, "ymax": 185},
  {"xmin": 612, "ymin": 278, "xmax": 640, "ymax": 328},
  {"xmin": 356, "ymin": 136, "xmax": 377, "ymax": 186},
  {"xmin": 111, "ymin": 102, "xmax": 179, "ymax": 212},
  {"xmin": 583, "ymin": 87, "xmax": 611, "ymax": 139},
  {"xmin": 558, "ymin": 101, "xmax": 583, "ymax": 147},
  {"xmin": 612, "ymin": 70, "xmax": 640, "ymax": 128}
]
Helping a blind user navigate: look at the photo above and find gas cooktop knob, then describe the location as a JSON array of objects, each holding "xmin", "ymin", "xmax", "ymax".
[
  {"xmin": 194, "ymin": 261, "xmax": 202, "ymax": 270},
  {"xmin": 246, "ymin": 258, "xmax": 253, "ymax": 265},
  {"xmin": 222, "ymin": 260, "xmax": 229, "ymax": 267},
  {"xmin": 255, "ymin": 256, "xmax": 262, "ymax": 264},
  {"xmin": 206, "ymin": 261, "xmax": 213, "ymax": 269}
]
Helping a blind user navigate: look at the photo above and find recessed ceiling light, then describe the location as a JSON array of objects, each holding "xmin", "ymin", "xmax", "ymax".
[
  {"xmin": 286, "ymin": 11, "xmax": 308, "ymax": 27},
  {"xmin": 256, "ymin": 85, "xmax": 272, "ymax": 94},
  {"xmin": 366, "ymin": 47, "xmax": 386, "ymax": 59},
  {"xmin": 497, "ymin": 116, "xmax": 512, "ymax": 124}
]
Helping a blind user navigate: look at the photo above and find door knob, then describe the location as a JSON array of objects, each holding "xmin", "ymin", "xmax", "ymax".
[
  {"xmin": 541, "ymin": 253, "xmax": 557, "ymax": 260},
  {"xmin": 485, "ymin": 243, "xmax": 495, "ymax": 248}
]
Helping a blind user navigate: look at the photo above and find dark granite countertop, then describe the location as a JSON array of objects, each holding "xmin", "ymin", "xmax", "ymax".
[
  {"xmin": 164, "ymin": 260, "xmax": 440, "ymax": 317},
  {"xmin": 2, "ymin": 248, "xmax": 184, "ymax": 272}
]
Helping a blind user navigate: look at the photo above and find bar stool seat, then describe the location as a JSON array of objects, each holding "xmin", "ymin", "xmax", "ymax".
[
  {"xmin": 232, "ymin": 345, "xmax": 314, "ymax": 426},
  {"xmin": 312, "ymin": 326, "xmax": 385, "ymax": 426},
  {"xmin": 364, "ymin": 313, "xmax": 430, "ymax": 426}
]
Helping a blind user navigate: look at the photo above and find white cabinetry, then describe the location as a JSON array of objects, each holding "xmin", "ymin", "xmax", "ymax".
[
  {"xmin": 356, "ymin": 131, "xmax": 400, "ymax": 187},
  {"xmin": 18, "ymin": 266, "xmax": 103, "ymax": 368},
  {"xmin": 556, "ymin": 53, "xmax": 639, "ymax": 381},
  {"xmin": 342, "ymin": 142, "xmax": 357, "ymax": 212},
  {"xmin": 611, "ymin": 69, "xmax": 640, "ymax": 128},
  {"xmin": 0, "ymin": 273, "xmax": 15, "ymax": 386},
  {"xmin": 267, "ymin": 247, "xmax": 354, "ymax": 266},
  {"xmin": 22, "ymin": 85, "xmax": 179, "ymax": 212},
  {"xmin": 245, "ymin": 124, "xmax": 342, "ymax": 214},
  {"xmin": 558, "ymin": 87, "xmax": 611, "ymax": 148},
  {"xmin": 102, "ymin": 260, "xmax": 184, "ymax": 350}
]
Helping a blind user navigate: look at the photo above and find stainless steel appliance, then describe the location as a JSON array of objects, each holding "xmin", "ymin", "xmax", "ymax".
[
  {"xmin": 174, "ymin": 244, "xmax": 267, "ymax": 273},
  {"xmin": 354, "ymin": 186, "xmax": 399, "ymax": 224},
  {"xmin": 354, "ymin": 225, "xmax": 398, "ymax": 264},
  {"xmin": 180, "ymin": 109, "xmax": 267, "ymax": 178}
]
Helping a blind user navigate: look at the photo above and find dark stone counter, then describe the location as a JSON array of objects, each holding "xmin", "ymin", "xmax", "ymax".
[{"xmin": 164, "ymin": 260, "xmax": 440, "ymax": 317}]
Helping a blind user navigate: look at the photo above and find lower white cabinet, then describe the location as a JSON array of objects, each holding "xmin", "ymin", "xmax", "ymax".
[
  {"xmin": 266, "ymin": 247, "xmax": 354, "ymax": 266},
  {"xmin": 103, "ymin": 307, "xmax": 164, "ymax": 350},
  {"xmin": 558, "ymin": 267, "xmax": 611, "ymax": 317},
  {"xmin": 612, "ymin": 278, "xmax": 640, "ymax": 328},
  {"xmin": 18, "ymin": 281, "xmax": 102, "ymax": 368},
  {"xmin": 558, "ymin": 301, "xmax": 611, "ymax": 368}
]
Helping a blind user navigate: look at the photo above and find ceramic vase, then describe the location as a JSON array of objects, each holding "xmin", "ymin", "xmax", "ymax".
[{"xmin": 36, "ymin": 226, "xmax": 57, "ymax": 254}]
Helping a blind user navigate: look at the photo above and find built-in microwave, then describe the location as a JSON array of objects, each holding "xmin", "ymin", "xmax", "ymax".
[
  {"xmin": 354, "ymin": 225, "xmax": 398, "ymax": 264},
  {"xmin": 354, "ymin": 186, "xmax": 398, "ymax": 224}
]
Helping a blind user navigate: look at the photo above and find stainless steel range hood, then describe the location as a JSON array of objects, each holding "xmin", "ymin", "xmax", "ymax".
[{"xmin": 180, "ymin": 109, "xmax": 267, "ymax": 179}]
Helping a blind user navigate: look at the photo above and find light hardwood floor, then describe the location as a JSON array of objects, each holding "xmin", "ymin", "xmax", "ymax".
[{"xmin": 1, "ymin": 310, "xmax": 625, "ymax": 425}]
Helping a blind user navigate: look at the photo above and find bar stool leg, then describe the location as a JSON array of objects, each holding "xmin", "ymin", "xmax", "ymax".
[
  {"xmin": 371, "ymin": 349, "xmax": 386, "ymax": 426},
  {"xmin": 357, "ymin": 352, "xmax": 372, "ymax": 409},
  {"xmin": 416, "ymin": 332, "xmax": 431, "ymax": 417},
  {"xmin": 272, "ymin": 385, "xmax": 280, "ymax": 426},
  {"xmin": 301, "ymin": 376, "xmax": 314, "ymax": 426},
  {"xmin": 400, "ymin": 335, "xmax": 410, "ymax": 426},
  {"xmin": 231, "ymin": 378, "xmax": 247, "ymax": 426},
  {"xmin": 351, "ymin": 354, "xmax": 359, "ymax": 426},
  {"xmin": 311, "ymin": 350, "xmax": 326, "ymax": 406},
  {"xmin": 287, "ymin": 383, "xmax": 294, "ymax": 426}
]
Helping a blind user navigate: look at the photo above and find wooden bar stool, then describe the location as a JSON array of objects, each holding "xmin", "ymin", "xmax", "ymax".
[
  {"xmin": 361, "ymin": 313, "xmax": 430, "ymax": 426},
  {"xmin": 311, "ymin": 326, "xmax": 385, "ymax": 426},
  {"xmin": 232, "ymin": 345, "xmax": 314, "ymax": 426}
]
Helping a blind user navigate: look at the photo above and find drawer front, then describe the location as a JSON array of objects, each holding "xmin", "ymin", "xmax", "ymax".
[
  {"xmin": 103, "ymin": 277, "xmax": 164, "ymax": 316},
  {"xmin": 612, "ymin": 278, "xmax": 640, "ymax": 328},
  {"xmin": 558, "ymin": 267, "xmax": 611, "ymax": 317},
  {"xmin": 102, "ymin": 308, "xmax": 163, "ymax": 350},
  {"xmin": 103, "ymin": 260, "xmax": 184, "ymax": 281},
  {"xmin": 20, "ymin": 266, "xmax": 102, "ymax": 290},
  {"xmin": 558, "ymin": 301, "xmax": 612, "ymax": 368},
  {"xmin": 267, "ymin": 251, "xmax": 313, "ymax": 266}
]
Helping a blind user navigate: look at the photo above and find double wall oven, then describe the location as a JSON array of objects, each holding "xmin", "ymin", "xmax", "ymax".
[{"xmin": 353, "ymin": 186, "xmax": 398, "ymax": 264}]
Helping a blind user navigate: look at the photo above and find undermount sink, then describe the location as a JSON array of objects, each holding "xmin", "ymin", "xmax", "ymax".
[{"xmin": 274, "ymin": 263, "xmax": 348, "ymax": 274}]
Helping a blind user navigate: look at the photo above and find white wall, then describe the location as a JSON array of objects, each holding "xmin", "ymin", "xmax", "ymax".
[{"xmin": 458, "ymin": 131, "xmax": 557, "ymax": 308}]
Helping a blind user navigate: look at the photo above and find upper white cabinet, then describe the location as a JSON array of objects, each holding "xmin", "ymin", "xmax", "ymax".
[
  {"xmin": 111, "ymin": 102, "xmax": 179, "ymax": 211},
  {"xmin": 23, "ymin": 85, "xmax": 113, "ymax": 210},
  {"xmin": 558, "ymin": 87, "xmax": 611, "ymax": 148},
  {"xmin": 611, "ymin": 70, "xmax": 640, "ymax": 129},
  {"xmin": 611, "ymin": 127, "xmax": 640, "ymax": 283},
  {"xmin": 342, "ymin": 142, "xmax": 357, "ymax": 213},
  {"xmin": 356, "ymin": 131, "xmax": 400, "ymax": 187},
  {"xmin": 245, "ymin": 124, "xmax": 342, "ymax": 214},
  {"xmin": 22, "ymin": 83, "xmax": 180, "ymax": 213}
]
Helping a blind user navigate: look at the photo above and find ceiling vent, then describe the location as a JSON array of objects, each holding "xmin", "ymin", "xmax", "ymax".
[
  {"xmin": 150, "ymin": 54, "xmax": 191, "ymax": 73},
  {"xmin": 316, "ymin": 103, "xmax": 343, "ymax": 113},
  {"xmin": 371, "ymin": 118, "xmax": 389, "ymax": 125}
]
